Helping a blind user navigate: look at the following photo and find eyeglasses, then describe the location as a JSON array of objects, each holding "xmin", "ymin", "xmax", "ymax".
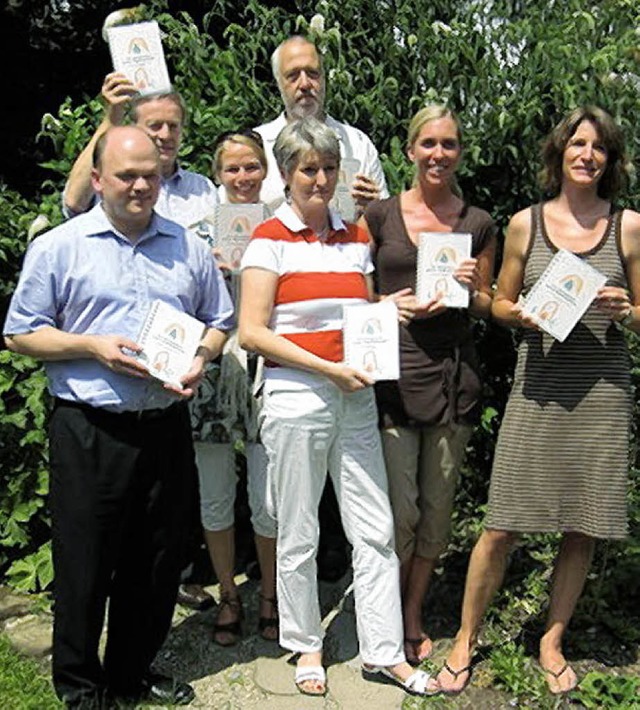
[{"xmin": 213, "ymin": 129, "xmax": 264, "ymax": 151}]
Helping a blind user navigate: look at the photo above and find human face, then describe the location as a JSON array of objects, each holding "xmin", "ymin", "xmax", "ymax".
[
  {"xmin": 92, "ymin": 129, "xmax": 161, "ymax": 238},
  {"xmin": 286, "ymin": 150, "xmax": 339, "ymax": 215},
  {"xmin": 278, "ymin": 40, "xmax": 326, "ymax": 120},
  {"xmin": 408, "ymin": 117, "xmax": 461, "ymax": 188},
  {"xmin": 135, "ymin": 97, "xmax": 183, "ymax": 176},
  {"xmin": 562, "ymin": 120, "xmax": 607, "ymax": 189},
  {"xmin": 217, "ymin": 141, "xmax": 266, "ymax": 204}
]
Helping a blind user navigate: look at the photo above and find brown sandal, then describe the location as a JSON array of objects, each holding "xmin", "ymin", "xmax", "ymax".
[
  {"xmin": 258, "ymin": 593, "xmax": 278, "ymax": 641},
  {"xmin": 212, "ymin": 594, "xmax": 243, "ymax": 647}
]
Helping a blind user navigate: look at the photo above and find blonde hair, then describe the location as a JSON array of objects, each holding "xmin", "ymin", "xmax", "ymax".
[
  {"xmin": 212, "ymin": 132, "xmax": 268, "ymax": 183},
  {"xmin": 407, "ymin": 104, "xmax": 462, "ymax": 151},
  {"xmin": 407, "ymin": 104, "xmax": 462, "ymax": 193}
]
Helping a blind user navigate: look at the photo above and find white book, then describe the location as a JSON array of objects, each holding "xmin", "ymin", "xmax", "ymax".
[
  {"xmin": 107, "ymin": 21, "xmax": 172, "ymax": 96},
  {"xmin": 343, "ymin": 301, "xmax": 400, "ymax": 381},
  {"xmin": 135, "ymin": 300, "xmax": 205, "ymax": 387},
  {"xmin": 331, "ymin": 157, "xmax": 360, "ymax": 222},
  {"xmin": 521, "ymin": 248, "xmax": 607, "ymax": 342},
  {"xmin": 206, "ymin": 204, "xmax": 266, "ymax": 269},
  {"xmin": 416, "ymin": 232, "xmax": 472, "ymax": 308}
]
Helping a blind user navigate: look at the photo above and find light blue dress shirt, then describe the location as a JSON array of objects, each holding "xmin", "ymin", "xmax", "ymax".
[{"xmin": 4, "ymin": 205, "xmax": 235, "ymax": 412}]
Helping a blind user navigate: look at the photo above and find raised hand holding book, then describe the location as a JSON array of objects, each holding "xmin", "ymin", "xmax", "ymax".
[{"xmin": 107, "ymin": 21, "xmax": 172, "ymax": 96}]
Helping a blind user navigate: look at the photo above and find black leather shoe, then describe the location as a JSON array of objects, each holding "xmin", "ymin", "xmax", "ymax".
[
  {"xmin": 141, "ymin": 674, "xmax": 195, "ymax": 706},
  {"xmin": 176, "ymin": 583, "xmax": 215, "ymax": 611}
]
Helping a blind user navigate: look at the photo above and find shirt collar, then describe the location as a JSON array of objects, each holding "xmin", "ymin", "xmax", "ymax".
[
  {"xmin": 274, "ymin": 202, "xmax": 346, "ymax": 235},
  {"xmin": 84, "ymin": 204, "xmax": 183, "ymax": 242},
  {"xmin": 262, "ymin": 113, "xmax": 338, "ymax": 141},
  {"xmin": 163, "ymin": 164, "xmax": 184, "ymax": 185}
]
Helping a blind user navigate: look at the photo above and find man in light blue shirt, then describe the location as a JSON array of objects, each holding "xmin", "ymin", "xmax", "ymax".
[
  {"xmin": 63, "ymin": 73, "xmax": 226, "ymax": 613},
  {"xmin": 4, "ymin": 126, "xmax": 233, "ymax": 708},
  {"xmin": 63, "ymin": 72, "xmax": 218, "ymax": 229}
]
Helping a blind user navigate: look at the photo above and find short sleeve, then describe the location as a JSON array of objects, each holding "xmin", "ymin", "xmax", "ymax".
[
  {"xmin": 240, "ymin": 236, "xmax": 281, "ymax": 274},
  {"xmin": 3, "ymin": 236, "xmax": 59, "ymax": 335}
]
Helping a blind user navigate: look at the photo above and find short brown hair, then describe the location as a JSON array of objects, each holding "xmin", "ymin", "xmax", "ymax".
[{"xmin": 539, "ymin": 106, "xmax": 628, "ymax": 199}]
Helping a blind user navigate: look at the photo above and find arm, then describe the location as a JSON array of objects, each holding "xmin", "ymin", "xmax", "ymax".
[
  {"xmin": 64, "ymin": 73, "xmax": 136, "ymax": 215},
  {"xmin": 594, "ymin": 208, "xmax": 640, "ymax": 333},
  {"xmin": 491, "ymin": 208, "xmax": 539, "ymax": 329},
  {"xmin": 5, "ymin": 327, "xmax": 149, "ymax": 378},
  {"xmin": 238, "ymin": 267, "xmax": 372, "ymax": 392},
  {"xmin": 166, "ymin": 326, "xmax": 229, "ymax": 397}
]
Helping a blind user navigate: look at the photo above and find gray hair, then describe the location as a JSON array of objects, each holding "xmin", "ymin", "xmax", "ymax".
[
  {"xmin": 131, "ymin": 91, "xmax": 188, "ymax": 125},
  {"xmin": 273, "ymin": 117, "xmax": 340, "ymax": 179},
  {"xmin": 271, "ymin": 36, "xmax": 323, "ymax": 87}
]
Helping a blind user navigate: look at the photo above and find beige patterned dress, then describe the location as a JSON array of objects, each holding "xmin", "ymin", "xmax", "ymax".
[{"xmin": 486, "ymin": 203, "xmax": 631, "ymax": 539}]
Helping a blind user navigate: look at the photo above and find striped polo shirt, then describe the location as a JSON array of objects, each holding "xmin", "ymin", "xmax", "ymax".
[{"xmin": 241, "ymin": 203, "xmax": 373, "ymax": 386}]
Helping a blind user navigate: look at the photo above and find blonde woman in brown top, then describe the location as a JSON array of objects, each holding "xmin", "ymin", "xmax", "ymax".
[{"xmin": 361, "ymin": 105, "xmax": 497, "ymax": 666}]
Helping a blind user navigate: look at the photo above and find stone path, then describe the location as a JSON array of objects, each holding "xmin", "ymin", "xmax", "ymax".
[
  {"xmin": 2, "ymin": 579, "xmax": 638, "ymax": 709},
  {"xmin": 0, "ymin": 577, "xmax": 415, "ymax": 709}
]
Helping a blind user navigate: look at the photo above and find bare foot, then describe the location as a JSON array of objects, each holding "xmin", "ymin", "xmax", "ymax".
[
  {"xmin": 539, "ymin": 648, "xmax": 577, "ymax": 694},
  {"xmin": 436, "ymin": 640, "xmax": 473, "ymax": 694},
  {"xmin": 404, "ymin": 633, "xmax": 433, "ymax": 665},
  {"xmin": 295, "ymin": 651, "xmax": 325, "ymax": 696}
]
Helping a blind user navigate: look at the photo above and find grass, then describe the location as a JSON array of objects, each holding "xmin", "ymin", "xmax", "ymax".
[{"xmin": 0, "ymin": 633, "xmax": 62, "ymax": 709}]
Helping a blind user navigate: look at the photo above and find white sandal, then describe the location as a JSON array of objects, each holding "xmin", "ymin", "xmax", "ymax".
[
  {"xmin": 362, "ymin": 665, "xmax": 439, "ymax": 697},
  {"xmin": 295, "ymin": 664, "xmax": 327, "ymax": 696}
]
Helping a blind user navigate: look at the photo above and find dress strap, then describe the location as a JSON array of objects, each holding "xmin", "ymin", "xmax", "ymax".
[
  {"xmin": 612, "ymin": 208, "xmax": 627, "ymax": 277},
  {"xmin": 523, "ymin": 203, "xmax": 542, "ymax": 263}
]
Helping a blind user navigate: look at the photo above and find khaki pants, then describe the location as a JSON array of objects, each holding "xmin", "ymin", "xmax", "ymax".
[{"xmin": 381, "ymin": 423, "xmax": 472, "ymax": 563}]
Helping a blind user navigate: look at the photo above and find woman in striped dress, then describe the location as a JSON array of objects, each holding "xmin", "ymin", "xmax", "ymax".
[
  {"xmin": 436, "ymin": 106, "xmax": 640, "ymax": 696},
  {"xmin": 239, "ymin": 117, "xmax": 434, "ymax": 697}
]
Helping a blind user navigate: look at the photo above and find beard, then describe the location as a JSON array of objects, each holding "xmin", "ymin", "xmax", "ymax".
[{"xmin": 282, "ymin": 86, "xmax": 326, "ymax": 120}]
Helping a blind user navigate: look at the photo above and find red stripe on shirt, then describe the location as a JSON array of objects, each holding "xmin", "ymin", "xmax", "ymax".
[
  {"xmin": 252, "ymin": 218, "xmax": 368, "ymax": 244},
  {"xmin": 275, "ymin": 272, "xmax": 368, "ymax": 305},
  {"xmin": 265, "ymin": 330, "xmax": 344, "ymax": 367}
]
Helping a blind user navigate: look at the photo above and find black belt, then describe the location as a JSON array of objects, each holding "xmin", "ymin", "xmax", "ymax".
[{"xmin": 54, "ymin": 398, "xmax": 182, "ymax": 422}]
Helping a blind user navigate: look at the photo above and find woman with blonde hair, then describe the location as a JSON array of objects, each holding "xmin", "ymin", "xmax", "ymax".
[
  {"xmin": 190, "ymin": 129, "xmax": 278, "ymax": 645},
  {"xmin": 360, "ymin": 104, "xmax": 497, "ymax": 665}
]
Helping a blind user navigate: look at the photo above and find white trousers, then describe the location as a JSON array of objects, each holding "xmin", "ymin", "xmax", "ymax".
[
  {"xmin": 260, "ymin": 381, "xmax": 405, "ymax": 666},
  {"xmin": 194, "ymin": 441, "xmax": 276, "ymax": 537}
]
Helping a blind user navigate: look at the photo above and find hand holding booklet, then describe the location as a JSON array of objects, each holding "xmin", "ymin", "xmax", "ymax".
[
  {"xmin": 416, "ymin": 232, "xmax": 472, "ymax": 308},
  {"xmin": 343, "ymin": 301, "xmax": 400, "ymax": 381},
  {"xmin": 521, "ymin": 248, "xmax": 607, "ymax": 342},
  {"xmin": 107, "ymin": 21, "xmax": 172, "ymax": 96},
  {"xmin": 134, "ymin": 300, "xmax": 205, "ymax": 388}
]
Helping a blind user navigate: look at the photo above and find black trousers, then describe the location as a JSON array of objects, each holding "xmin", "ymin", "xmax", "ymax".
[{"xmin": 49, "ymin": 399, "xmax": 197, "ymax": 705}]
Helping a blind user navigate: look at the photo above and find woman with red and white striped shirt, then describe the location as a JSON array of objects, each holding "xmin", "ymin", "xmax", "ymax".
[{"xmin": 239, "ymin": 117, "xmax": 434, "ymax": 698}]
